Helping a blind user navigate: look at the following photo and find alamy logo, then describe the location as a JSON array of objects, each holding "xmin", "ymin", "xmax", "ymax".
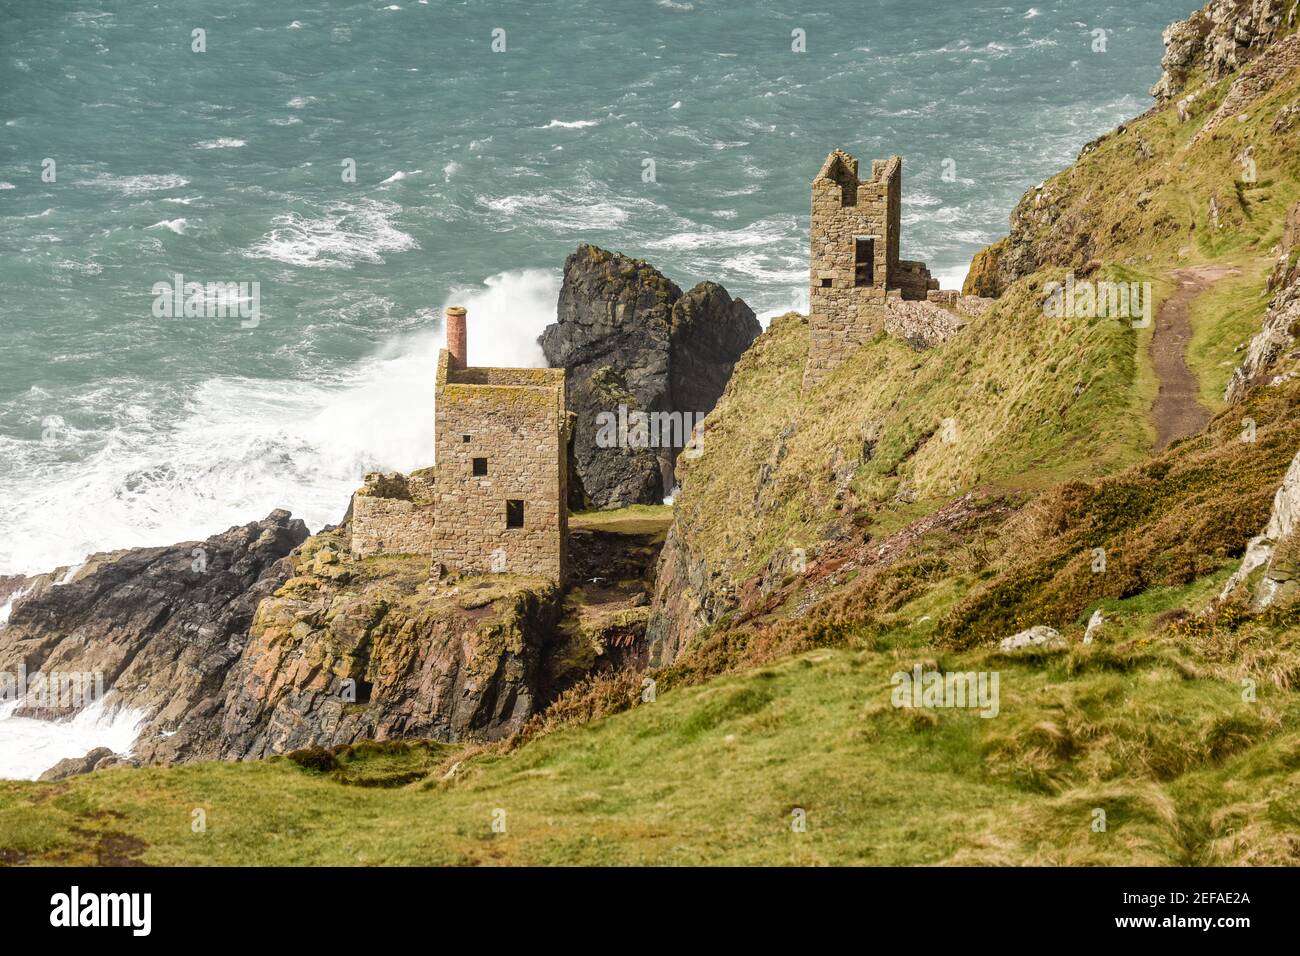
[
  {"xmin": 1042, "ymin": 272, "xmax": 1151, "ymax": 328},
  {"xmin": 49, "ymin": 886, "xmax": 151, "ymax": 936},
  {"xmin": 891, "ymin": 665, "xmax": 1000, "ymax": 718},
  {"xmin": 151, "ymin": 273, "xmax": 262, "ymax": 328},
  {"xmin": 1, "ymin": 663, "xmax": 104, "ymax": 709},
  {"xmin": 595, "ymin": 404, "xmax": 705, "ymax": 458}
]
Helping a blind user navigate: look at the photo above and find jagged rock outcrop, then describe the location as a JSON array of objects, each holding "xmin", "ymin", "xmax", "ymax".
[
  {"xmin": 0, "ymin": 515, "xmax": 569, "ymax": 773},
  {"xmin": 1225, "ymin": 202, "xmax": 1300, "ymax": 402},
  {"xmin": 645, "ymin": 519, "xmax": 737, "ymax": 667},
  {"xmin": 1191, "ymin": 33, "xmax": 1300, "ymax": 143},
  {"xmin": 159, "ymin": 530, "xmax": 565, "ymax": 763},
  {"xmin": 1151, "ymin": 0, "xmax": 1295, "ymax": 102},
  {"xmin": 669, "ymin": 281, "xmax": 763, "ymax": 415},
  {"xmin": 0, "ymin": 511, "xmax": 309, "ymax": 726},
  {"xmin": 564, "ymin": 367, "xmax": 663, "ymax": 510},
  {"xmin": 38, "ymin": 747, "xmax": 136, "ymax": 781},
  {"xmin": 1218, "ymin": 444, "xmax": 1300, "ymax": 608},
  {"xmin": 540, "ymin": 244, "xmax": 760, "ymax": 508},
  {"xmin": 961, "ymin": 241, "xmax": 1006, "ymax": 298},
  {"xmin": 963, "ymin": 2, "xmax": 1298, "ymax": 299},
  {"xmin": 1269, "ymin": 201, "xmax": 1300, "ymax": 293}
]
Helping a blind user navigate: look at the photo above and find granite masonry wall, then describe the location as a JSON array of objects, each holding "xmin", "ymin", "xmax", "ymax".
[
  {"xmin": 430, "ymin": 349, "xmax": 569, "ymax": 582},
  {"xmin": 804, "ymin": 150, "xmax": 940, "ymax": 389},
  {"xmin": 349, "ymin": 471, "xmax": 436, "ymax": 559}
]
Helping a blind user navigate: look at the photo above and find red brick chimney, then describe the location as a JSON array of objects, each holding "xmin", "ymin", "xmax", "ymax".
[{"xmin": 445, "ymin": 306, "xmax": 467, "ymax": 369}]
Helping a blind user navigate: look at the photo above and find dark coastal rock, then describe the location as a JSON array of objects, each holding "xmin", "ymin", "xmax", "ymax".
[
  {"xmin": 0, "ymin": 512, "xmax": 305, "ymax": 765},
  {"xmin": 1151, "ymin": 0, "xmax": 1291, "ymax": 102},
  {"xmin": 37, "ymin": 747, "xmax": 137, "ymax": 781},
  {"xmin": 152, "ymin": 531, "xmax": 566, "ymax": 764},
  {"xmin": 566, "ymin": 367, "xmax": 664, "ymax": 510},
  {"xmin": 669, "ymin": 281, "xmax": 760, "ymax": 415},
  {"xmin": 0, "ymin": 514, "xmax": 573, "ymax": 769},
  {"xmin": 0, "ymin": 509, "xmax": 310, "ymax": 724},
  {"xmin": 540, "ymin": 244, "xmax": 760, "ymax": 508}
]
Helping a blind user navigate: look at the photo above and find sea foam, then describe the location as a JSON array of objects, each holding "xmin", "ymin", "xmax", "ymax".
[
  {"xmin": 0, "ymin": 269, "xmax": 559, "ymax": 578},
  {"xmin": 0, "ymin": 697, "xmax": 148, "ymax": 781}
]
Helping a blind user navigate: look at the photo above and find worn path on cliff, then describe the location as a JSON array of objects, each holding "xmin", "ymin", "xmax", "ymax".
[{"xmin": 1150, "ymin": 265, "xmax": 1239, "ymax": 450}]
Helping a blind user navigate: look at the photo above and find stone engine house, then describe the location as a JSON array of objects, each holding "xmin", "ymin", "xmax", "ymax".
[
  {"xmin": 805, "ymin": 149, "xmax": 939, "ymax": 389},
  {"xmin": 350, "ymin": 306, "xmax": 569, "ymax": 584}
]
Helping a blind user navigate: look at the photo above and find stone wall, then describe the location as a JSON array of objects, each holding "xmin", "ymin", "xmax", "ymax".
[
  {"xmin": 883, "ymin": 297, "xmax": 967, "ymax": 348},
  {"xmin": 805, "ymin": 287, "xmax": 891, "ymax": 388},
  {"xmin": 349, "ymin": 471, "xmax": 435, "ymax": 558},
  {"xmin": 804, "ymin": 150, "xmax": 944, "ymax": 389},
  {"xmin": 895, "ymin": 259, "xmax": 938, "ymax": 300},
  {"xmin": 432, "ymin": 350, "xmax": 569, "ymax": 582}
]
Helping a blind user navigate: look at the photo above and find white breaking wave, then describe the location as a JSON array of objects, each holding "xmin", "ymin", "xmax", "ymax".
[
  {"xmin": 756, "ymin": 291, "xmax": 808, "ymax": 328},
  {"xmin": 243, "ymin": 199, "xmax": 417, "ymax": 269},
  {"xmin": 82, "ymin": 173, "xmax": 190, "ymax": 195},
  {"xmin": 932, "ymin": 264, "xmax": 972, "ymax": 291},
  {"xmin": 0, "ymin": 697, "xmax": 148, "ymax": 781},
  {"xmin": 146, "ymin": 218, "xmax": 189, "ymax": 234},
  {"xmin": 643, "ymin": 216, "xmax": 794, "ymax": 252},
  {"xmin": 194, "ymin": 137, "xmax": 247, "ymax": 149},
  {"xmin": 0, "ymin": 269, "xmax": 559, "ymax": 577},
  {"xmin": 0, "ymin": 586, "xmax": 30, "ymax": 626},
  {"xmin": 540, "ymin": 119, "xmax": 598, "ymax": 129},
  {"xmin": 379, "ymin": 169, "xmax": 421, "ymax": 185},
  {"xmin": 478, "ymin": 191, "xmax": 649, "ymax": 232}
]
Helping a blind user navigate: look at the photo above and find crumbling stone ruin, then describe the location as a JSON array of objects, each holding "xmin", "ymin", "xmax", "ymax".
[
  {"xmin": 350, "ymin": 306, "xmax": 570, "ymax": 583},
  {"xmin": 805, "ymin": 150, "xmax": 982, "ymax": 387},
  {"xmin": 349, "ymin": 470, "xmax": 435, "ymax": 559}
]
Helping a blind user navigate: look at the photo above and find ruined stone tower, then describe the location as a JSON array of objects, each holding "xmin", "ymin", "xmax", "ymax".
[
  {"xmin": 804, "ymin": 150, "xmax": 937, "ymax": 389},
  {"xmin": 430, "ymin": 306, "xmax": 569, "ymax": 582}
]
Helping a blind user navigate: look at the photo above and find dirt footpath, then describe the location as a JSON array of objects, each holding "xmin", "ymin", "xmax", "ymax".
[{"xmin": 1150, "ymin": 265, "xmax": 1239, "ymax": 450}]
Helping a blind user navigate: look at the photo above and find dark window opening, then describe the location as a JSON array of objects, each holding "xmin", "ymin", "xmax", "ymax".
[
  {"xmin": 462, "ymin": 434, "xmax": 471, "ymax": 443},
  {"xmin": 820, "ymin": 277, "xmax": 833, "ymax": 288},
  {"xmin": 506, "ymin": 499, "xmax": 524, "ymax": 528},
  {"xmin": 854, "ymin": 238, "xmax": 875, "ymax": 287},
  {"xmin": 472, "ymin": 457, "xmax": 488, "ymax": 476}
]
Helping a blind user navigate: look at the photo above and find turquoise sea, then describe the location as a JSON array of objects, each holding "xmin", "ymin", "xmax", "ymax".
[{"xmin": 0, "ymin": 0, "xmax": 1195, "ymax": 576}]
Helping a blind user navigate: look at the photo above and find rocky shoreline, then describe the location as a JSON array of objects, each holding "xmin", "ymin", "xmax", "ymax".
[{"xmin": 0, "ymin": 243, "xmax": 739, "ymax": 780}]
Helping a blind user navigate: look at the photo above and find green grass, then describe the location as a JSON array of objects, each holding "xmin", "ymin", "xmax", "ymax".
[
  {"xmin": 677, "ymin": 270, "xmax": 1158, "ymax": 594},
  {"xmin": 3, "ymin": 620, "xmax": 1298, "ymax": 865},
  {"xmin": 570, "ymin": 503, "xmax": 673, "ymax": 534},
  {"xmin": 1186, "ymin": 257, "xmax": 1276, "ymax": 410}
]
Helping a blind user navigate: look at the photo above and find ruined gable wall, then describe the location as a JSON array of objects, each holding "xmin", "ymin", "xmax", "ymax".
[
  {"xmin": 880, "ymin": 155, "xmax": 902, "ymax": 275},
  {"xmin": 350, "ymin": 471, "xmax": 436, "ymax": 558},
  {"xmin": 351, "ymin": 496, "xmax": 435, "ymax": 558}
]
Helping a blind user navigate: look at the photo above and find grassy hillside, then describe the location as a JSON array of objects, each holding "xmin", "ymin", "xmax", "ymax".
[
  {"xmin": 964, "ymin": 40, "xmax": 1300, "ymax": 297},
  {"xmin": 672, "ymin": 270, "xmax": 1162, "ymax": 597},
  {"xmin": 4, "ymin": 610, "xmax": 1298, "ymax": 865}
]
